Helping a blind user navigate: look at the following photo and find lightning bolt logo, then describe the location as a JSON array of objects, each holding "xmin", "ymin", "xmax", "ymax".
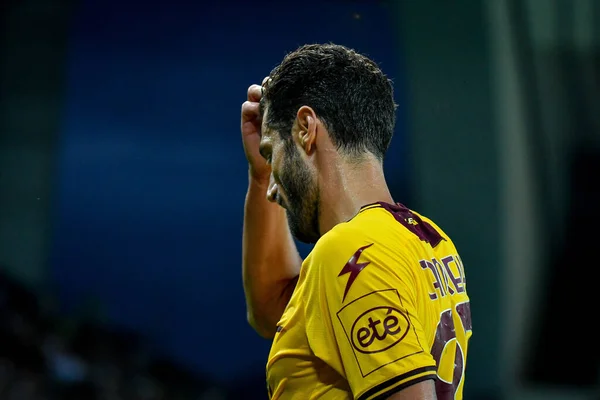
[{"xmin": 338, "ymin": 243, "xmax": 374, "ymax": 302}]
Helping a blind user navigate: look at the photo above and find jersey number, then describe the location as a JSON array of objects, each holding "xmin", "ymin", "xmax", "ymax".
[{"xmin": 431, "ymin": 301, "xmax": 472, "ymax": 399}]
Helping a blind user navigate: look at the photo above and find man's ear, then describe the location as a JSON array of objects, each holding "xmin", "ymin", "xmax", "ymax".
[{"xmin": 296, "ymin": 105, "xmax": 318, "ymax": 155}]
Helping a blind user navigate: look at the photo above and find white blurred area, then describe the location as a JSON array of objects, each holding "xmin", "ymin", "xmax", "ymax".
[
  {"xmin": 400, "ymin": 0, "xmax": 599, "ymax": 398},
  {"xmin": 489, "ymin": 1, "xmax": 598, "ymax": 399}
]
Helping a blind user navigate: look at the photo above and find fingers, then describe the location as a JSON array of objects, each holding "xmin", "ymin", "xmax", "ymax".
[
  {"xmin": 247, "ymin": 84, "xmax": 262, "ymax": 102},
  {"xmin": 241, "ymin": 101, "xmax": 260, "ymax": 122},
  {"xmin": 243, "ymin": 78, "xmax": 271, "ymax": 129},
  {"xmin": 247, "ymin": 77, "xmax": 271, "ymax": 102}
]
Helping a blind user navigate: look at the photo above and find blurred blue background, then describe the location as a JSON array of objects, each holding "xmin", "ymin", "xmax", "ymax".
[{"xmin": 1, "ymin": 0, "xmax": 599, "ymax": 399}]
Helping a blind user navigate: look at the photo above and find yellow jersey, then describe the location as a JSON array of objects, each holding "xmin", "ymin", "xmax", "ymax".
[{"xmin": 266, "ymin": 202, "xmax": 472, "ymax": 400}]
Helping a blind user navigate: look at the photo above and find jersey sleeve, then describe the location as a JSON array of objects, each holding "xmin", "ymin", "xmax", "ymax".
[{"xmin": 304, "ymin": 225, "xmax": 437, "ymax": 400}]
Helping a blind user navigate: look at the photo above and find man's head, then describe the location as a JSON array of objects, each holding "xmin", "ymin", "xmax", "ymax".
[{"xmin": 258, "ymin": 43, "xmax": 397, "ymax": 243}]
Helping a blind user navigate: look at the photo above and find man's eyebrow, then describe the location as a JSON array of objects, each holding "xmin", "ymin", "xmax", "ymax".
[{"xmin": 259, "ymin": 98, "xmax": 266, "ymax": 118}]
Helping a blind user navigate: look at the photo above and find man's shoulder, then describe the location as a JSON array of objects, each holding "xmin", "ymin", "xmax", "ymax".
[
  {"xmin": 301, "ymin": 224, "xmax": 358, "ymax": 282},
  {"xmin": 303, "ymin": 222, "xmax": 376, "ymax": 302},
  {"xmin": 303, "ymin": 215, "xmax": 389, "ymax": 285},
  {"xmin": 310, "ymin": 220, "xmax": 369, "ymax": 261},
  {"xmin": 307, "ymin": 205, "xmax": 406, "ymax": 266}
]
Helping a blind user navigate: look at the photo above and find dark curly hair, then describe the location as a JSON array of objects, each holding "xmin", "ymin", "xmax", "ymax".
[{"xmin": 262, "ymin": 43, "xmax": 397, "ymax": 161}]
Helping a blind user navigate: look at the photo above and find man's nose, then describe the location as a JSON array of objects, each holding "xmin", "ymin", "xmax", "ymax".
[{"xmin": 266, "ymin": 175, "xmax": 278, "ymax": 203}]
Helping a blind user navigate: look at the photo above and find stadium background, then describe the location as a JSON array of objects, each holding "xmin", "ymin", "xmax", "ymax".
[{"xmin": 1, "ymin": 0, "xmax": 599, "ymax": 399}]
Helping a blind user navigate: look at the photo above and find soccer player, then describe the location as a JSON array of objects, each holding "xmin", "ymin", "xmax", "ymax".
[{"xmin": 240, "ymin": 44, "xmax": 472, "ymax": 400}]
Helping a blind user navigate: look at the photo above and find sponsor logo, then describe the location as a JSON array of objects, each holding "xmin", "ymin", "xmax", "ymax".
[
  {"xmin": 337, "ymin": 289, "xmax": 417, "ymax": 377},
  {"xmin": 351, "ymin": 306, "xmax": 409, "ymax": 353}
]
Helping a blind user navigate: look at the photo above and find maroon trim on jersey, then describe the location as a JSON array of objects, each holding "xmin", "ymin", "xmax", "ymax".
[
  {"xmin": 356, "ymin": 365, "xmax": 438, "ymax": 400},
  {"xmin": 359, "ymin": 201, "xmax": 384, "ymax": 210},
  {"xmin": 361, "ymin": 202, "xmax": 445, "ymax": 248}
]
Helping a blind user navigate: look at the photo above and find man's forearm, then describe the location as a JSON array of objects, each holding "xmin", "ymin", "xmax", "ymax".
[{"xmin": 242, "ymin": 175, "xmax": 302, "ymax": 338}]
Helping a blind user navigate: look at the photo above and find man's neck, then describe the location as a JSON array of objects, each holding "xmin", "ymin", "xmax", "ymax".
[{"xmin": 317, "ymin": 157, "xmax": 394, "ymax": 236}]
